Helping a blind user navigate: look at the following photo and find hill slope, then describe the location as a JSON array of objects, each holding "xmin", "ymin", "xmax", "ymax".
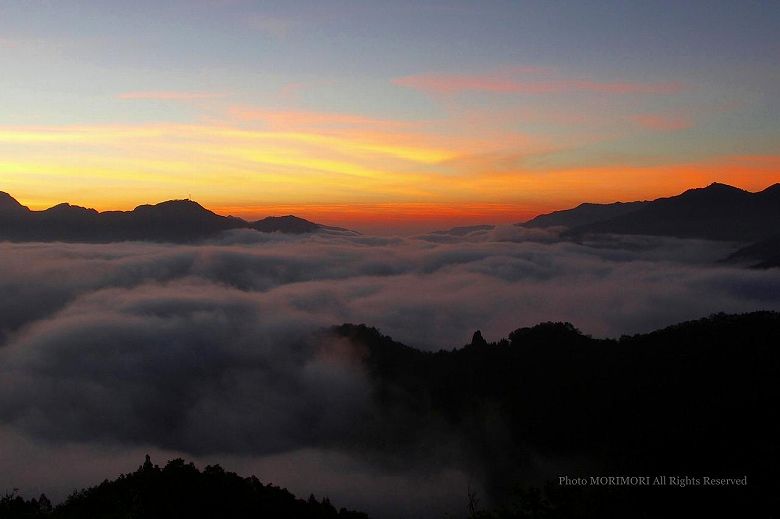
[
  {"xmin": 523, "ymin": 200, "xmax": 648, "ymax": 228},
  {"xmin": 0, "ymin": 192, "xmax": 329, "ymax": 243},
  {"xmin": 2, "ymin": 312, "xmax": 779, "ymax": 518},
  {"xmin": 726, "ymin": 234, "xmax": 780, "ymax": 268},
  {"xmin": 1, "ymin": 456, "xmax": 368, "ymax": 519},
  {"xmin": 521, "ymin": 183, "xmax": 780, "ymax": 242},
  {"xmin": 333, "ymin": 311, "xmax": 780, "ymax": 517}
]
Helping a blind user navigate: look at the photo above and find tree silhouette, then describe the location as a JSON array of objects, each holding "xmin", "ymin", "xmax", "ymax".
[{"xmin": 1, "ymin": 457, "xmax": 368, "ymax": 518}]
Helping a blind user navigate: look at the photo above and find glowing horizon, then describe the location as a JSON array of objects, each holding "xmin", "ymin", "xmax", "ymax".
[
  {"xmin": 1, "ymin": 1, "xmax": 778, "ymax": 233},
  {"xmin": 5, "ymin": 155, "xmax": 777, "ymax": 234}
]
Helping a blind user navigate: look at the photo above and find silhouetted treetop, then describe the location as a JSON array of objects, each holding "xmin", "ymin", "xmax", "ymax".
[
  {"xmin": 470, "ymin": 330, "xmax": 488, "ymax": 347},
  {"xmin": 2, "ymin": 456, "xmax": 368, "ymax": 519},
  {"xmin": 332, "ymin": 312, "xmax": 780, "ymax": 517}
]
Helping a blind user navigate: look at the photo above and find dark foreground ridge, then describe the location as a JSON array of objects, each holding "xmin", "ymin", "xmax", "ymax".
[
  {"xmin": 3, "ymin": 312, "xmax": 779, "ymax": 518},
  {"xmin": 333, "ymin": 311, "xmax": 780, "ymax": 518},
  {"xmin": 0, "ymin": 191, "xmax": 348, "ymax": 243},
  {"xmin": 1, "ymin": 456, "xmax": 368, "ymax": 519}
]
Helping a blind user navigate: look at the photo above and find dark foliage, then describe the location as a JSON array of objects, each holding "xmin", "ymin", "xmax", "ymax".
[
  {"xmin": 1, "ymin": 456, "xmax": 367, "ymax": 519},
  {"xmin": 4, "ymin": 312, "xmax": 779, "ymax": 518},
  {"xmin": 335, "ymin": 311, "xmax": 780, "ymax": 517},
  {"xmin": 0, "ymin": 492, "xmax": 52, "ymax": 518}
]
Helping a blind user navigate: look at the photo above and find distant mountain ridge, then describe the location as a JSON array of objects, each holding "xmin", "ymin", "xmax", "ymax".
[
  {"xmin": 0, "ymin": 192, "xmax": 341, "ymax": 243},
  {"xmin": 726, "ymin": 234, "xmax": 780, "ymax": 269},
  {"xmin": 520, "ymin": 182, "xmax": 780, "ymax": 267},
  {"xmin": 524, "ymin": 200, "xmax": 649, "ymax": 228},
  {"xmin": 523, "ymin": 182, "xmax": 780, "ymax": 242},
  {"xmin": 0, "ymin": 191, "xmax": 31, "ymax": 213}
]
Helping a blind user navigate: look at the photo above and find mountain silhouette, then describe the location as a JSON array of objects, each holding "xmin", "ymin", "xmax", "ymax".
[
  {"xmin": 431, "ymin": 224, "xmax": 497, "ymax": 236},
  {"xmin": 0, "ymin": 192, "xmax": 334, "ymax": 243},
  {"xmin": 726, "ymin": 234, "xmax": 780, "ymax": 268},
  {"xmin": 332, "ymin": 311, "xmax": 780, "ymax": 517},
  {"xmin": 0, "ymin": 191, "xmax": 31, "ymax": 214},
  {"xmin": 522, "ymin": 182, "xmax": 780, "ymax": 242},
  {"xmin": 2, "ymin": 312, "xmax": 779, "ymax": 518},
  {"xmin": 253, "ymin": 214, "xmax": 322, "ymax": 234},
  {"xmin": 523, "ymin": 200, "xmax": 648, "ymax": 228}
]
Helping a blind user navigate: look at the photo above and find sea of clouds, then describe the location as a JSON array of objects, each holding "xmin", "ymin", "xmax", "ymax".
[{"xmin": 1, "ymin": 226, "xmax": 778, "ymax": 517}]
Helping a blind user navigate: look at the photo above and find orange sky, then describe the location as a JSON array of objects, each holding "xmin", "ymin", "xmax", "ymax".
[
  {"xmin": 2, "ymin": 115, "xmax": 777, "ymax": 233},
  {"xmin": 1, "ymin": 114, "xmax": 777, "ymax": 233},
  {"xmin": 2, "ymin": 3, "xmax": 779, "ymax": 234},
  {"xmin": 2, "ymin": 86, "xmax": 778, "ymax": 234}
]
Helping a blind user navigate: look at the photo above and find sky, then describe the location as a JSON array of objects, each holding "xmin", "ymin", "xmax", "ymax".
[{"xmin": 1, "ymin": 0, "xmax": 779, "ymax": 233}]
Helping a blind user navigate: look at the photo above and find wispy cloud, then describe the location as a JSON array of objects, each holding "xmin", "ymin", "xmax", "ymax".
[
  {"xmin": 394, "ymin": 69, "xmax": 683, "ymax": 96},
  {"xmin": 117, "ymin": 91, "xmax": 227, "ymax": 100},
  {"xmin": 630, "ymin": 113, "xmax": 693, "ymax": 131},
  {"xmin": 227, "ymin": 107, "xmax": 415, "ymax": 130},
  {"xmin": 1, "ymin": 118, "xmax": 777, "ymax": 231}
]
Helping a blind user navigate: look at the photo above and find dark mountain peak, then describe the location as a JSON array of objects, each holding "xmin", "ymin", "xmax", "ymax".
[
  {"xmin": 263, "ymin": 214, "xmax": 309, "ymax": 222},
  {"xmin": 0, "ymin": 191, "xmax": 30, "ymax": 212},
  {"xmin": 507, "ymin": 321, "xmax": 584, "ymax": 346},
  {"xmin": 0, "ymin": 192, "xmax": 336, "ymax": 243},
  {"xmin": 253, "ymin": 214, "xmax": 320, "ymax": 234},
  {"xmin": 564, "ymin": 182, "xmax": 779, "ymax": 242},
  {"xmin": 133, "ymin": 199, "xmax": 215, "ymax": 216},
  {"xmin": 0, "ymin": 191, "xmax": 20, "ymax": 205},
  {"xmin": 678, "ymin": 182, "xmax": 747, "ymax": 199},
  {"xmin": 525, "ymin": 182, "xmax": 762, "ymax": 234},
  {"xmin": 335, "ymin": 323, "xmax": 385, "ymax": 342},
  {"xmin": 576, "ymin": 201, "xmax": 629, "ymax": 209},
  {"xmin": 43, "ymin": 202, "xmax": 99, "ymax": 215},
  {"xmin": 757, "ymin": 183, "xmax": 780, "ymax": 200},
  {"xmin": 706, "ymin": 181, "xmax": 742, "ymax": 191},
  {"xmin": 128, "ymin": 200, "xmax": 236, "ymax": 233},
  {"xmin": 333, "ymin": 323, "xmax": 420, "ymax": 358},
  {"xmin": 118, "ymin": 199, "xmax": 241, "ymax": 241},
  {"xmin": 522, "ymin": 200, "xmax": 648, "ymax": 229},
  {"xmin": 432, "ymin": 224, "xmax": 495, "ymax": 236}
]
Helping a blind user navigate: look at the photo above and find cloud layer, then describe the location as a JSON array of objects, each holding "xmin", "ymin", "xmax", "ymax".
[{"xmin": 1, "ymin": 229, "xmax": 779, "ymax": 516}]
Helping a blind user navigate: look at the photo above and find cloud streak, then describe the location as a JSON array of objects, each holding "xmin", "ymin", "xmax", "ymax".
[
  {"xmin": 117, "ymin": 91, "xmax": 227, "ymax": 100},
  {"xmin": 631, "ymin": 113, "xmax": 693, "ymax": 131},
  {"xmin": 394, "ymin": 72, "xmax": 683, "ymax": 96}
]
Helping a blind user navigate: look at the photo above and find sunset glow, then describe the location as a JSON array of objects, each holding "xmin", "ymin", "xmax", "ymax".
[
  {"xmin": 1, "ymin": 1, "xmax": 778, "ymax": 232},
  {"xmin": 2, "ymin": 4, "xmax": 780, "ymax": 516}
]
